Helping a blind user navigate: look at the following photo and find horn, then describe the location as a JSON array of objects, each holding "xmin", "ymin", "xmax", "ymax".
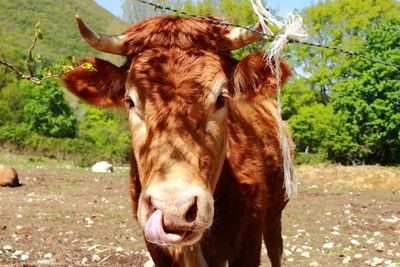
[
  {"xmin": 75, "ymin": 15, "xmax": 127, "ymax": 55},
  {"xmin": 226, "ymin": 22, "xmax": 262, "ymax": 50}
]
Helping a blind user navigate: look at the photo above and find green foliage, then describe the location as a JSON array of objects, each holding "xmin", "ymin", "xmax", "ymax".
[
  {"xmin": 0, "ymin": 0, "xmax": 127, "ymax": 67},
  {"xmin": 0, "ymin": 123, "xmax": 31, "ymax": 145},
  {"xmin": 0, "ymin": 0, "xmax": 129, "ymax": 162},
  {"xmin": 295, "ymin": 152, "xmax": 331, "ymax": 165},
  {"xmin": 330, "ymin": 18, "xmax": 400, "ymax": 164},
  {"xmin": 77, "ymin": 106, "xmax": 131, "ymax": 161},
  {"xmin": 283, "ymin": 0, "xmax": 400, "ymax": 165},
  {"xmin": 0, "ymin": 80, "xmax": 29, "ymax": 125},
  {"xmin": 288, "ymin": 103, "xmax": 346, "ymax": 153},
  {"xmin": 21, "ymin": 79, "xmax": 77, "ymax": 138}
]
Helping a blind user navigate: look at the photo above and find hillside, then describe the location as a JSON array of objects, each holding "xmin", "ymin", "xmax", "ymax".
[{"xmin": 0, "ymin": 0, "xmax": 127, "ymax": 73}]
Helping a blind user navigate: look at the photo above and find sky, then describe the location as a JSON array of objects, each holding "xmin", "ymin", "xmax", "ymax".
[{"xmin": 93, "ymin": 0, "xmax": 317, "ymax": 20}]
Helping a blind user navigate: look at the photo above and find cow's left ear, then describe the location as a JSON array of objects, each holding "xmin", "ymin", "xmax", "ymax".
[
  {"xmin": 62, "ymin": 58, "xmax": 126, "ymax": 107},
  {"xmin": 232, "ymin": 52, "xmax": 291, "ymax": 101}
]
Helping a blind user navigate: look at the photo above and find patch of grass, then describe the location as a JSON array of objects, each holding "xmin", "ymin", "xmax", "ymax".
[{"xmin": 295, "ymin": 152, "xmax": 332, "ymax": 165}]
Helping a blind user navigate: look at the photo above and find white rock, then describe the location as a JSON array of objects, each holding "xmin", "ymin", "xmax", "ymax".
[
  {"xmin": 287, "ymin": 258, "xmax": 294, "ymax": 262},
  {"xmin": 91, "ymin": 161, "xmax": 113, "ymax": 173},
  {"xmin": 371, "ymin": 257, "xmax": 384, "ymax": 266},
  {"xmin": 21, "ymin": 254, "xmax": 29, "ymax": 261},
  {"xmin": 301, "ymin": 251, "xmax": 310, "ymax": 258},
  {"xmin": 351, "ymin": 239, "xmax": 360, "ymax": 246},
  {"xmin": 16, "ymin": 225, "xmax": 23, "ymax": 230},
  {"xmin": 373, "ymin": 231, "xmax": 381, "ymax": 237},
  {"xmin": 116, "ymin": 247, "xmax": 123, "ymax": 252},
  {"xmin": 144, "ymin": 259, "xmax": 155, "ymax": 267},
  {"xmin": 283, "ymin": 249, "xmax": 292, "ymax": 256},
  {"xmin": 82, "ymin": 257, "xmax": 88, "ymax": 264},
  {"xmin": 310, "ymin": 262, "xmax": 319, "ymax": 266},
  {"xmin": 92, "ymin": 254, "xmax": 101, "ymax": 262},
  {"xmin": 44, "ymin": 253, "xmax": 52, "ymax": 258},
  {"xmin": 13, "ymin": 250, "xmax": 23, "ymax": 256},
  {"xmin": 3, "ymin": 245, "xmax": 13, "ymax": 251},
  {"xmin": 354, "ymin": 254, "xmax": 363, "ymax": 259},
  {"xmin": 343, "ymin": 256, "xmax": 351, "ymax": 264},
  {"xmin": 323, "ymin": 242, "xmax": 334, "ymax": 249}
]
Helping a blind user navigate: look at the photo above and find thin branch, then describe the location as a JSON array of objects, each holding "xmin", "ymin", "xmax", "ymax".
[
  {"xmin": 0, "ymin": 59, "xmax": 41, "ymax": 85},
  {"xmin": 27, "ymin": 30, "xmax": 39, "ymax": 77},
  {"xmin": 0, "ymin": 59, "xmax": 85, "ymax": 85}
]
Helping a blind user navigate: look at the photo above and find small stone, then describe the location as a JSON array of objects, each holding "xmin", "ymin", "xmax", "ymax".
[
  {"xmin": 323, "ymin": 242, "xmax": 334, "ymax": 249},
  {"xmin": 354, "ymin": 254, "xmax": 362, "ymax": 259},
  {"xmin": 373, "ymin": 231, "xmax": 381, "ymax": 237},
  {"xmin": 351, "ymin": 239, "xmax": 360, "ymax": 246},
  {"xmin": 82, "ymin": 257, "xmax": 88, "ymax": 264},
  {"xmin": 92, "ymin": 254, "xmax": 101, "ymax": 262},
  {"xmin": 13, "ymin": 250, "xmax": 23, "ymax": 256},
  {"xmin": 301, "ymin": 251, "xmax": 310, "ymax": 258},
  {"xmin": 116, "ymin": 247, "xmax": 123, "ymax": 252},
  {"xmin": 3, "ymin": 245, "xmax": 13, "ymax": 251},
  {"xmin": 310, "ymin": 262, "xmax": 319, "ymax": 266},
  {"xmin": 44, "ymin": 253, "xmax": 52, "ymax": 258},
  {"xmin": 144, "ymin": 259, "xmax": 155, "ymax": 267},
  {"xmin": 16, "ymin": 225, "xmax": 23, "ymax": 230},
  {"xmin": 283, "ymin": 249, "xmax": 292, "ymax": 256},
  {"xmin": 287, "ymin": 258, "xmax": 294, "ymax": 262},
  {"xmin": 21, "ymin": 254, "xmax": 29, "ymax": 261},
  {"xmin": 343, "ymin": 256, "xmax": 351, "ymax": 264}
]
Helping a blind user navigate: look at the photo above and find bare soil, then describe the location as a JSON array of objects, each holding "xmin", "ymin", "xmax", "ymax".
[{"xmin": 0, "ymin": 153, "xmax": 399, "ymax": 266}]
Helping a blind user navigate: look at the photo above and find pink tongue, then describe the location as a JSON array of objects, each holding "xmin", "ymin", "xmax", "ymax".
[{"xmin": 144, "ymin": 210, "xmax": 184, "ymax": 245}]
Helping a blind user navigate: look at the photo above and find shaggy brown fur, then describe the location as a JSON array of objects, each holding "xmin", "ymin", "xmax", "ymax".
[
  {"xmin": 62, "ymin": 16, "xmax": 292, "ymax": 267},
  {"xmin": 0, "ymin": 167, "xmax": 19, "ymax": 187}
]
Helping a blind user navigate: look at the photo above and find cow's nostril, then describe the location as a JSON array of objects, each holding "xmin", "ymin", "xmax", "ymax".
[{"xmin": 185, "ymin": 197, "xmax": 198, "ymax": 223}]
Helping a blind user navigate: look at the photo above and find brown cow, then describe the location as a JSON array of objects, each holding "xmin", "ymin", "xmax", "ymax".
[
  {"xmin": 63, "ymin": 15, "xmax": 293, "ymax": 267},
  {"xmin": 0, "ymin": 166, "xmax": 20, "ymax": 187}
]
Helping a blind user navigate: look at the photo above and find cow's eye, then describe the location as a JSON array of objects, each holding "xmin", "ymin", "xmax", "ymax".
[
  {"xmin": 124, "ymin": 97, "xmax": 135, "ymax": 109},
  {"xmin": 216, "ymin": 94, "xmax": 225, "ymax": 107}
]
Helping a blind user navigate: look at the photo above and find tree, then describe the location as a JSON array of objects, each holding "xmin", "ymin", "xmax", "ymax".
[
  {"xmin": 77, "ymin": 105, "xmax": 131, "ymax": 160},
  {"xmin": 282, "ymin": 0, "xmax": 399, "ymax": 117},
  {"xmin": 330, "ymin": 18, "xmax": 400, "ymax": 164},
  {"xmin": 22, "ymin": 79, "xmax": 78, "ymax": 138}
]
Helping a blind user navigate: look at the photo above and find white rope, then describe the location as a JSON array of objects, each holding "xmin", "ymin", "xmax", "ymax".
[{"xmin": 249, "ymin": 1, "xmax": 309, "ymax": 200}]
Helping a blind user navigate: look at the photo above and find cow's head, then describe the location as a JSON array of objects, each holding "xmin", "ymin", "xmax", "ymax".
[{"xmin": 63, "ymin": 16, "xmax": 290, "ymax": 246}]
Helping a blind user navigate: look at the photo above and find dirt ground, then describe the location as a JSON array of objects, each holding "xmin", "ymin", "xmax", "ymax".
[{"xmin": 0, "ymin": 152, "xmax": 399, "ymax": 266}]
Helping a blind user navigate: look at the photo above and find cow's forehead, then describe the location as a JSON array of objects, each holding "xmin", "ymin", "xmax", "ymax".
[
  {"xmin": 125, "ymin": 48, "xmax": 231, "ymax": 129},
  {"xmin": 127, "ymin": 48, "xmax": 229, "ymax": 107}
]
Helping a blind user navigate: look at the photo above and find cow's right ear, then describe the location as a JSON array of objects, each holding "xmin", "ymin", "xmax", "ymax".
[{"xmin": 62, "ymin": 58, "xmax": 126, "ymax": 107}]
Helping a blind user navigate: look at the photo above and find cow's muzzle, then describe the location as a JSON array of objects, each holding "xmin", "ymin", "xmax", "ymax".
[{"xmin": 139, "ymin": 187, "xmax": 213, "ymax": 246}]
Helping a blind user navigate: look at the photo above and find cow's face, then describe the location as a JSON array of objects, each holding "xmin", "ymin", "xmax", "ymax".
[
  {"xmin": 62, "ymin": 16, "xmax": 290, "ymax": 247},
  {"xmin": 126, "ymin": 48, "xmax": 232, "ymax": 245}
]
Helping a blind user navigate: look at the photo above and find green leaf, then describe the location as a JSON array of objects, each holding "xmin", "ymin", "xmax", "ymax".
[{"xmin": 37, "ymin": 29, "xmax": 43, "ymax": 39}]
